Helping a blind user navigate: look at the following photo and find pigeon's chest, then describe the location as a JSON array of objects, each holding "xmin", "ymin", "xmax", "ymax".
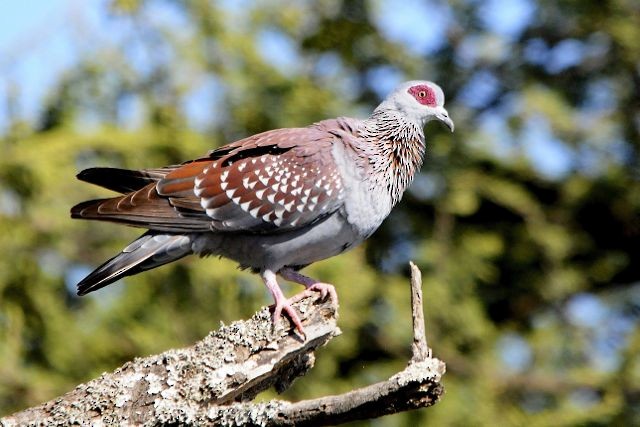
[{"xmin": 332, "ymin": 145, "xmax": 394, "ymax": 239}]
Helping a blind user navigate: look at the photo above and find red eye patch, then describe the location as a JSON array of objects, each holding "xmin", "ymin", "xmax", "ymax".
[{"xmin": 408, "ymin": 85, "xmax": 437, "ymax": 107}]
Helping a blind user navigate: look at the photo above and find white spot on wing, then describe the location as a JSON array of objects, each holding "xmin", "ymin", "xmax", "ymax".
[{"xmin": 284, "ymin": 200, "xmax": 294, "ymax": 211}]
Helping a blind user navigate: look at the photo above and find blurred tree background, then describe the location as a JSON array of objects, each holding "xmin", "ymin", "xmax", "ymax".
[{"xmin": 1, "ymin": 0, "xmax": 639, "ymax": 425}]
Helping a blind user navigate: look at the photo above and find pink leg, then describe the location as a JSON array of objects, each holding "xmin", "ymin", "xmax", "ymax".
[
  {"xmin": 261, "ymin": 269, "xmax": 306, "ymax": 335},
  {"xmin": 279, "ymin": 268, "xmax": 339, "ymax": 305}
]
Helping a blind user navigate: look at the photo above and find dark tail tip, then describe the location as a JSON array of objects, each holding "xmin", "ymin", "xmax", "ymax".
[
  {"xmin": 76, "ymin": 167, "xmax": 158, "ymax": 193},
  {"xmin": 75, "ymin": 232, "xmax": 193, "ymax": 296},
  {"xmin": 75, "ymin": 256, "xmax": 125, "ymax": 296}
]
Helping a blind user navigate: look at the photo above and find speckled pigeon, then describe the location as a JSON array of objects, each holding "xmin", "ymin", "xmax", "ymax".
[{"xmin": 71, "ymin": 80, "xmax": 454, "ymax": 334}]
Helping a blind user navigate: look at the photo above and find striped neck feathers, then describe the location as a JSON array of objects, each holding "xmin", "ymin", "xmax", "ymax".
[{"xmin": 359, "ymin": 109, "xmax": 426, "ymax": 205}]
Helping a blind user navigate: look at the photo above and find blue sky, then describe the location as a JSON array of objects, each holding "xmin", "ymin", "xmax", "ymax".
[
  {"xmin": 1, "ymin": 0, "xmax": 532, "ymax": 129},
  {"xmin": 0, "ymin": 0, "xmax": 103, "ymax": 130}
]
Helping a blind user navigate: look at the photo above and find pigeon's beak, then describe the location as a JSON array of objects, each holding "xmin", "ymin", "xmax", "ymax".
[{"xmin": 435, "ymin": 107, "xmax": 454, "ymax": 132}]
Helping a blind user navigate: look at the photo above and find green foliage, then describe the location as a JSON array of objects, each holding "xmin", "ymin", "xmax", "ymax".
[{"xmin": 1, "ymin": 0, "xmax": 639, "ymax": 425}]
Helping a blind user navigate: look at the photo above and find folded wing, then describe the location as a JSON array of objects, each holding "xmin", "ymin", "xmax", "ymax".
[{"xmin": 71, "ymin": 127, "xmax": 345, "ymax": 234}]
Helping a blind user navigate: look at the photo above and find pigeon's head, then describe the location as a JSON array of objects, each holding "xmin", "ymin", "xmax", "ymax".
[{"xmin": 377, "ymin": 80, "xmax": 454, "ymax": 132}]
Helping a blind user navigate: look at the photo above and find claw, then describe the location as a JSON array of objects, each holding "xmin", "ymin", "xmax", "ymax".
[
  {"xmin": 269, "ymin": 299, "xmax": 306, "ymax": 337},
  {"xmin": 279, "ymin": 268, "xmax": 339, "ymax": 306},
  {"xmin": 262, "ymin": 268, "xmax": 339, "ymax": 338},
  {"xmin": 289, "ymin": 283, "xmax": 338, "ymax": 305}
]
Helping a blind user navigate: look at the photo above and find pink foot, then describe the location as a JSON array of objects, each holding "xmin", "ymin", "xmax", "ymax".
[
  {"xmin": 261, "ymin": 269, "xmax": 306, "ymax": 336},
  {"xmin": 289, "ymin": 282, "xmax": 338, "ymax": 305},
  {"xmin": 271, "ymin": 297, "xmax": 306, "ymax": 336},
  {"xmin": 279, "ymin": 267, "xmax": 339, "ymax": 305},
  {"xmin": 261, "ymin": 268, "xmax": 340, "ymax": 338}
]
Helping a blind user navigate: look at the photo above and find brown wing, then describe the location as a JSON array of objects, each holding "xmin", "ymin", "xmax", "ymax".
[
  {"xmin": 72, "ymin": 127, "xmax": 346, "ymax": 234},
  {"xmin": 161, "ymin": 127, "xmax": 345, "ymax": 232}
]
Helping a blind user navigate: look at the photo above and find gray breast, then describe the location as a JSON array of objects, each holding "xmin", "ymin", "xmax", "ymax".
[{"xmin": 330, "ymin": 140, "xmax": 394, "ymax": 239}]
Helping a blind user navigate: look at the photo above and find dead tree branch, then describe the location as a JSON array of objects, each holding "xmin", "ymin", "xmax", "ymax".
[{"xmin": 2, "ymin": 264, "xmax": 445, "ymax": 426}]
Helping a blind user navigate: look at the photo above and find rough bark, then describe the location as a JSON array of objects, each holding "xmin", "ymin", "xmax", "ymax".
[{"xmin": 2, "ymin": 264, "xmax": 445, "ymax": 426}]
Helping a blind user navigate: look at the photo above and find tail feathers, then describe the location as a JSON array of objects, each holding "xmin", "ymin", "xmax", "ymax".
[
  {"xmin": 70, "ymin": 196, "xmax": 208, "ymax": 232},
  {"xmin": 76, "ymin": 167, "xmax": 170, "ymax": 193},
  {"xmin": 77, "ymin": 232, "xmax": 193, "ymax": 295}
]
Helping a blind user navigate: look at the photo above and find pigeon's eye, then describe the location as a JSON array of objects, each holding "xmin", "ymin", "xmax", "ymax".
[{"xmin": 408, "ymin": 85, "xmax": 437, "ymax": 107}]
